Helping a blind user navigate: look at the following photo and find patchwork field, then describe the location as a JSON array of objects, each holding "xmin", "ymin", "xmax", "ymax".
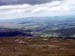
[{"xmin": 0, "ymin": 36, "xmax": 75, "ymax": 56}]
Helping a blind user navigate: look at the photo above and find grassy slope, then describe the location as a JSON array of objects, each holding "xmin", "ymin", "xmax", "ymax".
[{"xmin": 0, "ymin": 36, "xmax": 75, "ymax": 56}]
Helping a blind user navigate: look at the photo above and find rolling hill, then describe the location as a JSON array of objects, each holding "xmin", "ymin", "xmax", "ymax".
[{"xmin": 0, "ymin": 16, "xmax": 75, "ymax": 37}]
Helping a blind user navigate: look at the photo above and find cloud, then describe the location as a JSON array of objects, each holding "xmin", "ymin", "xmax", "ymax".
[
  {"xmin": 0, "ymin": 0, "xmax": 62, "ymax": 5},
  {"xmin": 0, "ymin": 0, "xmax": 75, "ymax": 20}
]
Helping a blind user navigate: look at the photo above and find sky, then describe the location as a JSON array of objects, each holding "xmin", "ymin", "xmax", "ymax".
[{"xmin": 0, "ymin": 0, "xmax": 75, "ymax": 20}]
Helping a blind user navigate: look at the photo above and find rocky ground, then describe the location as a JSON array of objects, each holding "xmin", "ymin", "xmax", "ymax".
[{"xmin": 0, "ymin": 36, "xmax": 75, "ymax": 56}]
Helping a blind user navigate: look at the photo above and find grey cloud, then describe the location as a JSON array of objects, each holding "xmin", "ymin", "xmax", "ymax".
[{"xmin": 0, "ymin": 0, "xmax": 62, "ymax": 5}]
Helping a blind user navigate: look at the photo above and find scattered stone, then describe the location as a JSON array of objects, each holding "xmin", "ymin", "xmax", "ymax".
[
  {"xmin": 18, "ymin": 40, "xmax": 25, "ymax": 44},
  {"xmin": 42, "ymin": 38, "xmax": 48, "ymax": 40}
]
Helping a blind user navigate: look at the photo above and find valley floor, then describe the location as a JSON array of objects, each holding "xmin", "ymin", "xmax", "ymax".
[{"xmin": 0, "ymin": 36, "xmax": 75, "ymax": 56}]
